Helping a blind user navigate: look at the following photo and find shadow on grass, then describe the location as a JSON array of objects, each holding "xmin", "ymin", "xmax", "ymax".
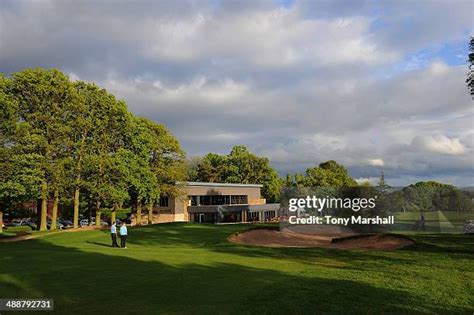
[
  {"xmin": 408, "ymin": 233, "xmax": 474, "ymax": 255},
  {"xmin": 108, "ymin": 223, "xmax": 473, "ymax": 265},
  {"xmin": 1, "ymin": 238, "xmax": 471, "ymax": 314},
  {"xmin": 86, "ymin": 240, "xmax": 113, "ymax": 248},
  {"xmin": 83, "ymin": 222, "xmax": 474, "ymax": 280}
]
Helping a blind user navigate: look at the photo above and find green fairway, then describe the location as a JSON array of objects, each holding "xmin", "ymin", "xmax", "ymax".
[
  {"xmin": 394, "ymin": 211, "xmax": 474, "ymax": 233},
  {"xmin": 395, "ymin": 211, "xmax": 474, "ymax": 225},
  {"xmin": 0, "ymin": 223, "xmax": 473, "ymax": 314}
]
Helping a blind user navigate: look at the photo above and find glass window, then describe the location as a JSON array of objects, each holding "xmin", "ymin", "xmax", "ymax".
[
  {"xmin": 212, "ymin": 195, "xmax": 228, "ymax": 205},
  {"xmin": 222, "ymin": 212, "xmax": 241, "ymax": 223},
  {"xmin": 231, "ymin": 195, "xmax": 248, "ymax": 204},
  {"xmin": 248, "ymin": 211, "xmax": 259, "ymax": 221},
  {"xmin": 190, "ymin": 195, "xmax": 248, "ymax": 206},
  {"xmin": 201, "ymin": 195, "xmax": 211, "ymax": 205},
  {"xmin": 264, "ymin": 211, "xmax": 276, "ymax": 221},
  {"xmin": 190, "ymin": 196, "xmax": 200, "ymax": 206},
  {"xmin": 159, "ymin": 197, "xmax": 169, "ymax": 207}
]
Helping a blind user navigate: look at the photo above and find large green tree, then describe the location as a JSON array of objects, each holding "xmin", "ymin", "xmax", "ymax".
[
  {"xmin": 75, "ymin": 82, "xmax": 131, "ymax": 226},
  {"xmin": 70, "ymin": 81, "xmax": 101, "ymax": 228},
  {"xmin": 138, "ymin": 118, "xmax": 186, "ymax": 223},
  {"xmin": 304, "ymin": 160, "xmax": 357, "ymax": 187},
  {"xmin": 190, "ymin": 145, "xmax": 282, "ymax": 202},
  {"xmin": 1, "ymin": 67, "xmax": 187, "ymax": 231},
  {"xmin": 0, "ymin": 75, "xmax": 42, "ymax": 232},
  {"xmin": 8, "ymin": 69, "xmax": 78, "ymax": 231},
  {"xmin": 118, "ymin": 117, "xmax": 185, "ymax": 225}
]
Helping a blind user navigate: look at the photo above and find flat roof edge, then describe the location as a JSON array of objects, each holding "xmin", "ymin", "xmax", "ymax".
[{"xmin": 181, "ymin": 181, "xmax": 263, "ymax": 188}]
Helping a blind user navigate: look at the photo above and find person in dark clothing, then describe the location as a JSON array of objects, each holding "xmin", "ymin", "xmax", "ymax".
[
  {"xmin": 120, "ymin": 221, "xmax": 128, "ymax": 249},
  {"xmin": 110, "ymin": 222, "xmax": 119, "ymax": 247}
]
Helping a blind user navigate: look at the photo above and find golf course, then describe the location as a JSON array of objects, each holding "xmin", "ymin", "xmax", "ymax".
[{"xmin": 1, "ymin": 223, "xmax": 473, "ymax": 314}]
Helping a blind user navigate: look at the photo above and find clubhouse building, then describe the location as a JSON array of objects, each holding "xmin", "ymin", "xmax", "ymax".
[{"xmin": 148, "ymin": 182, "xmax": 280, "ymax": 224}]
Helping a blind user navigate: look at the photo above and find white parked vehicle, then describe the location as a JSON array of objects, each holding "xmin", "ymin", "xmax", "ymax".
[
  {"xmin": 90, "ymin": 217, "xmax": 109, "ymax": 226},
  {"xmin": 11, "ymin": 219, "xmax": 23, "ymax": 226},
  {"xmin": 462, "ymin": 220, "xmax": 474, "ymax": 234},
  {"xmin": 79, "ymin": 219, "xmax": 89, "ymax": 227},
  {"xmin": 47, "ymin": 220, "xmax": 64, "ymax": 230}
]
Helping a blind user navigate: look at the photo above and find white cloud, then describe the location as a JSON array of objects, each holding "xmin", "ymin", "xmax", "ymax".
[
  {"xmin": 429, "ymin": 60, "xmax": 449, "ymax": 75},
  {"xmin": 411, "ymin": 134, "xmax": 466, "ymax": 155},
  {"xmin": 366, "ymin": 159, "xmax": 385, "ymax": 167},
  {"xmin": 355, "ymin": 177, "xmax": 380, "ymax": 185}
]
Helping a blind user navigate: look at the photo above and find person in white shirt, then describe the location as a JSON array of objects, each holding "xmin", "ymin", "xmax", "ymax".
[
  {"xmin": 119, "ymin": 221, "xmax": 128, "ymax": 249},
  {"xmin": 110, "ymin": 222, "xmax": 119, "ymax": 248}
]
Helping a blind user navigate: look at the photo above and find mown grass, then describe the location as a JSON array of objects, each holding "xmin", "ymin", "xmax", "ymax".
[
  {"xmin": 0, "ymin": 225, "xmax": 33, "ymax": 238},
  {"xmin": 393, "ymin": 211, "xmax": 473, "ymax": 233},
  {"xmin": 395, "ymin": 211, "xmax": 473, "ymax": 223},
  {"xmin": 0, "ymin": 223, "xmax": 473, "ymax": 314}
]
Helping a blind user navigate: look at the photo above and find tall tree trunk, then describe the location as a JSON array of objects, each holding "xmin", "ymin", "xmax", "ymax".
[
  {"xmin": 73, "ymin": 179, "xmax": 80, "ymax": 229},
  {"xmin": 39, "ymin": 180, "xmax": 48, "ymax": 232},
  {"xmin": 50, "ymin": 189, "xmax": 59, "ymax": 231},
  {"xmin": 136, "ymin": 198, "xmax": 142, "ymax": 226},
  {"xmin": 36, "ymin": 200, "xmax": 41, "ymax": 230},
  {"xmin": 73, "ymin": 138, "xmax": 85, "ymax": 229},
  {"xmin": 111, "ymin": 203, "xmax": 117, "ymax": 226},
  {"xmin": 95, "ymin": 200, "xmax": 101, "ymax": 227},
  {"xmin": 147, "ymin": 202, "xmax": 153, "ymax": 225},
  {"xmin": 88, "ymin": 197, "xmax": 93, "ymax": 225},
  {"xmin": 0, "ymin": 210, "xmax": 3, "ymax": 234}
]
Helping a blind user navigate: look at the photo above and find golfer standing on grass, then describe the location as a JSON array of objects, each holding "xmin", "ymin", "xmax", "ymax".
[
  {"xmin": 120, "ymin": 221, "xmax": 128, "ymax": 249},
  {"xmin": 111, "ymin": 222, "xmax": 119, "ymax": 247}
]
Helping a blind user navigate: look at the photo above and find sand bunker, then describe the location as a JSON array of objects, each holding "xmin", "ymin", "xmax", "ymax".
[{"xmin": 229, "ymin": 228, "xmax": 414, "ymax": 250}]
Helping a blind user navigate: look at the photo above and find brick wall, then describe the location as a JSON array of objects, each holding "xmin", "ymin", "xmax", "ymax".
[
  {"xmin": 130, "ymin": 213, "xmax": 178, "ymax": 226},
  {"xmin": 249, "ymin": 198, "xmax": 266, "ymax": 205}
]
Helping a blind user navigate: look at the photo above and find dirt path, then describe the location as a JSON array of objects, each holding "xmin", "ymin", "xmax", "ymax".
[{"xmin": 229, "ymin": 228, "xmax": 414, "ymax": 250}]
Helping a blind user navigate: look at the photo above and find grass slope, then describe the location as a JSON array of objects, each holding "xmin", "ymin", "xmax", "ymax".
[
  {"xmin": 0, "ymin": 223, "xmax": 473, "ymax": 314},
  {"xmin": 0, "ymin": 225, "xmax": 34, "ymax": 238}
]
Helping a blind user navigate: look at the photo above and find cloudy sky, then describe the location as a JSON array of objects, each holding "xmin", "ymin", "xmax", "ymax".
[{"xmin": 1, "ymin": 0, "xmax": 473, "ymax": 186}]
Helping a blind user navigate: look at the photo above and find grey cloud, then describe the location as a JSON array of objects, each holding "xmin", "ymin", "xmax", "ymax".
[{"xmin": 0, "ymin": 0, "xmax": 473, "ymax": 186}]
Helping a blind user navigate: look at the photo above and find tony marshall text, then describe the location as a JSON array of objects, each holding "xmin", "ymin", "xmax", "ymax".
[{"xmin": 289, "ymin": 215, "xmax": 395, "ymax": 225}]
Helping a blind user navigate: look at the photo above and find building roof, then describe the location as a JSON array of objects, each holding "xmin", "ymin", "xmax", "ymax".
[
  {"xmin": 184, "ymin": 182, "xmax": 263, "ymax": 188},
  {"xmin": 188, "ymin": 203, "xmax": 280, "ymax": 213}
]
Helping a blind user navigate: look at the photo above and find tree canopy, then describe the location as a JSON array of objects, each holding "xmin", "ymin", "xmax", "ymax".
[
  {"xmin": 188, "ymin": 145, "xmax": 282, "ymax": 202},
  {"xmin": 0, "ymin": 68, "xmax": 186, "ymax": 230},
  {"xmin": 284, "ymin": 160, "xmax": 357, "ymax": 188}
]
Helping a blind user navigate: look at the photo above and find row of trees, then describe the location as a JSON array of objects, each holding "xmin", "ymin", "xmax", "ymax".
[
  {"xmin": 387, "ymin": 181, "xmax": 472, "ymax": 212},
  {"xmin": 187, "ymin": 145, "xmax": 282, "ymax": 202},
  {"xmin": 283, "ymin": 163, "xmax": 472, "ymax": 213},
  {"xmin": 0, "ymin": 68, "xmax": 186, "ymax": 232},
  {"xmin": 187, "ymin": 155, "xmax": 360, "ymax": 203}
]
